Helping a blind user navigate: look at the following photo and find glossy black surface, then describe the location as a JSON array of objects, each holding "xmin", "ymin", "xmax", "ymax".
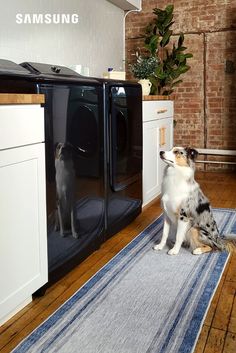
[
  {"xmin": 106, "ymin": 84, "xmax": 142, "ymax": 236},
  {"xmin": 0, "ymin": 59, "xmax": 142, "ymax": 288},
  {"xmin": 37, "ymin": 84, "xmax": 104, "ymax": 278}
]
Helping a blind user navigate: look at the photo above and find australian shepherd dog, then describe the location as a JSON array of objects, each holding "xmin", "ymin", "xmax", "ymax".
[{"xmin": 153, "ymin": 147, "xmax": 235, "ymax": 255}]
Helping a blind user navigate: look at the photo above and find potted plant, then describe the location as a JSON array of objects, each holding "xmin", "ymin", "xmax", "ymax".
[
  {"xmin": 139, "ymin": 4, "xmax": 193, "ymax": 95},
  {"xmin": 129, "ymin": 53, "xmax": 158, "ymax": 95}
]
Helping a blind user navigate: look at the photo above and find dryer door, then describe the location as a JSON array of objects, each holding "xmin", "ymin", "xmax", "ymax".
[
  {"xmin": 107, "ymin": 84, "xmax": 142, "ymax": 237},
  {"xmin": 109, "ymin": 85, "xmax": 142, "ymax": 192}
]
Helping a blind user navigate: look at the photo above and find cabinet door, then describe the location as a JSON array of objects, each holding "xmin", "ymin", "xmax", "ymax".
[
  {"xmin": 158, "ymin": 117, "xmax": 174, "ymax": 188},
  {"xmin": 143, "ymin": 119, "xmax": 161, "ymax": 206},
  {"xmin": 0, "ymin": 143, "xmax": 47, "ymax": 324},
  {"xmin": 0, "ymin": 105, "xmax": 44, "ymax": 150},
  {"xmin": 143, "ymin": 117, "xmax": 173, "ymax": 206}
]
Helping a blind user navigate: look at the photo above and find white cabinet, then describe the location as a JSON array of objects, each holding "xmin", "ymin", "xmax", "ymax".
[
  {"xmin": 0, "ymin": 104, "xmax": 47, "ymax": 325},
  {"xmin": 143, "ymin": 100, "xmax": 173, "ymax": 206}
]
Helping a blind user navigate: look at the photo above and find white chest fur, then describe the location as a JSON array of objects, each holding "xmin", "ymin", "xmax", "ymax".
[{"xmin": 161, "ymin": 166, "xmax": 196, "ymax": 221}]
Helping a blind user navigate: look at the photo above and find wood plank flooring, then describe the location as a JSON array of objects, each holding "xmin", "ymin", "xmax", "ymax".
[
  {"xmin": 193, "ymin": 172, "xmax": 236, "ymax": 353},
  {"xmin": 0, "ymin": 171, "xmax": 235, "ymax": 353}
]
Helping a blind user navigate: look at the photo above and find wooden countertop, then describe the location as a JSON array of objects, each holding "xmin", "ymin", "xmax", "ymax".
[
  {"xmin": 0, "ymin": 94, "xmax": 45, "ymax": 105},
  {"xmin": 0, "ymin": 93, "xmax": 171, "ymax": 104},
  {"xmin": 143, "ymin": 95, "xmax": 172, "ymax": 101}
]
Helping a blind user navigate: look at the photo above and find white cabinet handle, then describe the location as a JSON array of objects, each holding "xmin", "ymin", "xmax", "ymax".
[
  {"xmin": 157, "ymin": 108, "xmax": 167, "ymax": 114},
  {"xmin": 159, "ymin": 127, "xmax": 166, "ymax": 147}
]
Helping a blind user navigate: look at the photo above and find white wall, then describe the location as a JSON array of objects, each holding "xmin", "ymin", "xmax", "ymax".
[{"xmin": 0, "ymin": 0, "xmax": 124, "ymax": 77}]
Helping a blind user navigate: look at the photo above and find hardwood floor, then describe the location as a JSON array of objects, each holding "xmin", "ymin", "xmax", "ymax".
[
  {"xmin": 0, "ymin": 171, "xmax": 236, "ymax": 353},
  {"xmin": 193, "ymin": 172, "xmax": 236, "ymax": 353}
]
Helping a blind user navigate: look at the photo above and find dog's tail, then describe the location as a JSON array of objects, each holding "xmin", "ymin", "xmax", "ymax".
[
  {"xmin": 222, "ymin": 235, "xmax": 236, "ymax": 252},
  {"xmin": 213, "ymin": 235, "xmax": 236, "ymax": 252},
  {"xmin": 199, "ymin": 226, "xmax": 236, "ymax": 253}
]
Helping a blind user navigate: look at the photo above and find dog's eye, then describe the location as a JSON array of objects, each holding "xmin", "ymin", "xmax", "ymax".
[
  {"xmin": 180, "ymin": 151, "xmax": 184, "ymax": 155},
  {"xmin": 173, "ymin": 150, "xmax": 179, "ymax": 155}
]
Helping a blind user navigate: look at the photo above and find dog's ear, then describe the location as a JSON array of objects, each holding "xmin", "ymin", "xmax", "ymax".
[
  {"xmin": 185, "ymin": 147, "xmax": 198, "ymax": 161},
  {"xmin": 55, "ymin": 142, "xmax": 62, "ymax": 150},
  {"xmin": 54, "ymin": 142, "xmax": 62, "ymax": 158}
]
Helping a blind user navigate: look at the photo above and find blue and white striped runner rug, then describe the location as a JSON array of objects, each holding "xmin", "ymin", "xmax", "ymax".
[{"xmin": 13, "ymin": 208, "xmax": 236, "ymax": 353}]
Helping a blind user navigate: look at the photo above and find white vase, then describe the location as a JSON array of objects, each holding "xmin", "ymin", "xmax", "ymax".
[{"xmin": 138, "ymin": 79, "xmax": 152, "ymax": 96}]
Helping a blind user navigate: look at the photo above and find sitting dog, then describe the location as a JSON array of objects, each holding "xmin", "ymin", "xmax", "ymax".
[
  {"xmin": 54, "ymin": 142, "xmax": 79, "ymax": 238},
  {"xmin": 153, "ymin": 147, "xmax": 235, "ymax": 255}
]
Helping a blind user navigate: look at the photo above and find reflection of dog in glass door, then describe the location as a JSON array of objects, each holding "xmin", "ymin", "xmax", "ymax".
[{"xmin": 54, "ymin": 142, "xmax": 79, "ymax": 238}]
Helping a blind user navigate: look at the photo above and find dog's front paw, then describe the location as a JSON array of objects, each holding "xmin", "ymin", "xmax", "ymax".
[
  {"xmin": 72, "ymin": 231, "xmax": 79, "ymax": 239},
  {"xmin": 153, "ymin": 243, "xmax": 164, "ymax": 251},
  {"xmin": 168, "ymin": 247, "xmax": 180, "ymax": 255}
]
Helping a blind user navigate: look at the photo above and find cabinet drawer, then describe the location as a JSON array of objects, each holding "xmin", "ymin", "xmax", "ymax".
[
  {"xmin": 0, "ymin": 143, "xmax": 47, "ymax": 325},
  {"xmin": 142, "ymin": 100, "xmax": 173, "ymax": 122},
  {"xmin": 0, "ymin": 105, "xmax": 44, "ymax": 150}
]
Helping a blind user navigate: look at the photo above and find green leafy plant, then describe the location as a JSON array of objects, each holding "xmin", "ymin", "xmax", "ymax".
[
  {"xmin": 144, "ymin": 4, "xmax": 193, "ymax": 95},
  {"xmin": 129, "ymin": 54, "xmax": 159, "ymax": 80}
]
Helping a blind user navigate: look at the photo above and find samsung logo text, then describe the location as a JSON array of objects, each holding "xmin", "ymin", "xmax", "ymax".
[{"xmin": 16, "ymin": 13, "xmax": 79, "ymax": 24}]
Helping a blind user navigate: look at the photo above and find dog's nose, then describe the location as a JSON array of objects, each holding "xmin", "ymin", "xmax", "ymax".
[{"xmin": 160, "ymin": 151, "xmax": 164, "ymax": 157}]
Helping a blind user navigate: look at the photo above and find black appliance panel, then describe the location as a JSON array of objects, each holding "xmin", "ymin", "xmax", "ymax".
[
  {"xmin": 67, "ymin": 87, "xmax": 102, "ymax": 178},
  {"xmin": 107, "ymin": 84, "xmax": 142, "ymax": 236},
  {"xmin": 0, "ymin": 59, "xmax": 31, "ymax": 75},
  {"xmin": 110, "ymin": 85, "xmax": 142, "ymax": 192},
  {"xmin": 20, "ymin": 61, "xmax": 100, "ymax": 86},
  {"xmin": 38, "ymin": 83, "xmax": 105, "ymax": 278},
  {"xmin": 0, "ymin": 60, "xmax": 37, "ymax": 93},
  {"xmin": 22, "ymin": 61, "xmax": 81, "ymax": 77}
]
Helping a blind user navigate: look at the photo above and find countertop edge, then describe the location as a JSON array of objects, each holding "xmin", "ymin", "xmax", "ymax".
[{"xmin": 0, "ymin": 94, "xmax": 45, "ymax": 105}]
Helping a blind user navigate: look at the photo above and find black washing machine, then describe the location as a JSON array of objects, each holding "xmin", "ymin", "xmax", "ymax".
[
  {"xmin": 38, "ymin": 83, "xmax": 105, "ymax": 281},
  {"xmin": 0, "ymin": 59, "xmax": 37, "ymax": 93},
  {"xmin": 0, "ymin": 60, "xmax": 142, "ymax": 289}
]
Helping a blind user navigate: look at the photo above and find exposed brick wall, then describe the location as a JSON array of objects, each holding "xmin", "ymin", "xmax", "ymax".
[
  {"xmin": 126, "ymin": 0, "xmax": 236, "ymax": 170},
  {"xmin": 173, "ymin": 34, "xmax": 205, "ymax": 149},
  {"xmin": 206, "ymin": 31, "xmax": 236, "ymax": 149}
]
